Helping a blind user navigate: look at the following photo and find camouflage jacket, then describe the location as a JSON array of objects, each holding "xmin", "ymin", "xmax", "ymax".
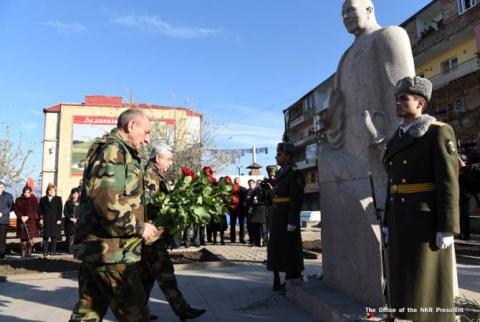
[
  {"xmin": 73, "ymin": 128, "xmax": 145, "ymax": 264},
  {"xmin": 144, "ymin": 161, "xmax": 169, "ymax": 221}
]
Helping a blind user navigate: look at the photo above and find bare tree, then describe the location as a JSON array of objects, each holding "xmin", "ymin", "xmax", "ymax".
[{"xmin": 0, "ymin": 124, "xmax": 33, "ymax": 186}]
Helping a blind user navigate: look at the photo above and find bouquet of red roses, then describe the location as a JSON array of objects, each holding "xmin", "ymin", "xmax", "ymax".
[
  {"xmin": 152, "ymin": 166, "xmax": 238, "ymax": 236},
  {"xmin": 125, "ymin": 166, "xmax": 238, "ymax": 250}
]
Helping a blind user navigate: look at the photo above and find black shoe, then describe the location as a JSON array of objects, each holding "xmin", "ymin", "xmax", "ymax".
[
  {"xmin": 150, "ymin": 314, "xmax": 158, "ymax": 320},
  {"xmin": 272, "ymin": 282, "xmax": 286, "ymax": 295},
  {"xmin": 239, "ymin": 240, "xmax": 246, "ymax": 244},
  {"xmin": 179, "ymin": 307, "xmax": 206, "ymax": 321}
]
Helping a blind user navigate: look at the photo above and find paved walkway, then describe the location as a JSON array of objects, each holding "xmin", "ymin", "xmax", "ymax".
[
  {"xmin": 0, "ymin": 260, "xmax": 322, "ymax": 322},
  {"xmin": 1, "ymin": 227, "xmax": 479, "ymax": 321}
]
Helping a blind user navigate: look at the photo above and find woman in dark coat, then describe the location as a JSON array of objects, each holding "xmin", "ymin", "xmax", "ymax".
[
  {"xmin": 14, "ymin": 186, "xmax": 39, "ymax": 257},
  {"xmin": 63, "ymin": 188, "xmax": 80, "ymax": 254},
  {"xmin": 38, "ymin": 183, "xmax": 63, "ymax": 257}
]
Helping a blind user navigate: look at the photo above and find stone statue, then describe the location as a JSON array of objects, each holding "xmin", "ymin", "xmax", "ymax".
[{"xmin": 318, "ymin": 0, "xmax": 415, "ymax": 307}]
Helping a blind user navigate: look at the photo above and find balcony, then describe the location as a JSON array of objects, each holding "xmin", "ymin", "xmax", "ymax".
[
  {"xmin": 413, "ymin": 6, "xmax": 480, "ymax": 61},
  {"xmin": 289, "ymin": 115, "xmax": 304, "ymax": 128},
  {"xmin": 430, "ymin": 57, "xmax": 480, "ymax": 90},
  {"xmin": 296, "ymin": 159, "xmax": 317, "ymax": 170},
  {"xmin": 293, "ymin": 134, "xmax": 316, "ymax": 148},
  {"xmin": 288, "ymin": 108, "xmax": 315, "ymax": 129}
]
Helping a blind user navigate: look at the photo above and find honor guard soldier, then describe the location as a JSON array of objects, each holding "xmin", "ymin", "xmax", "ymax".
[
  {"xmin": 383, "ymin": 76, "xmax": 460, "ymax": 322},
  {"xmin": 267, "ymin": 142, "xmax": 305, "ymax": 292}
]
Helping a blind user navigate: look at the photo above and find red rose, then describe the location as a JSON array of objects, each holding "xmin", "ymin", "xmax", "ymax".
[
  {"xmin": 212, "ymin": 177, "xmax": 218, "ymax": 184},
  {"xmin": 232, "ymin": 184, "xmax": 240, "ymax": 193},
  {"xmin": 224, "ymin": 176, "xmax": 232, "ymax": 184},
  {"xmin": 181, "ymin": 167, "xmax": 196, "ymax": 180},
  {"xmin": 202, "ymin": 166, "xmax": 214, "ymax": 177}
]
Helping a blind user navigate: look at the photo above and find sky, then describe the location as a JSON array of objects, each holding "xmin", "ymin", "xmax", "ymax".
[{"xmin": 0, "ymin": 0, "xmax": 432, "ymax": 179}]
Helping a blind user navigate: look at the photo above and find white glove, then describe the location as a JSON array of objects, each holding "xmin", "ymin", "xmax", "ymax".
[
  {"xmin": 0, "ymin": 212, "xmax": 3, "ymax": 218},
  {"xmin": 56, "ymin": 220, "xmax": 62, "ymax": 225},
  {"xmin": 436, "ymin": 232, "xmax": 454, "ymax": 249},
  {"xmin": 287, "ymin": 224, "xmax": 297, "ymax": 232}
]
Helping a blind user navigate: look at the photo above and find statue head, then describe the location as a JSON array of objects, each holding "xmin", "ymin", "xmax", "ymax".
[{"xmin": 342, "ymin": 0, "xmax": 378, "ymax": 36}]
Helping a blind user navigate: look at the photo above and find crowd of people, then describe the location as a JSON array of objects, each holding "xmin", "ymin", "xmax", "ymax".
[
  {"xmin": 0, "ymin": 172, "xmax": 288, "ymax": 261},
  {"xmin": 0, "ymin": 181, "xmax": 81, "ymax": 259}
]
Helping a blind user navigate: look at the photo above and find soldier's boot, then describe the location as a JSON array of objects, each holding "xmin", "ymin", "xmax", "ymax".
[
  {"xmin": 220, "ymin": 232, "xmax": 225, "ymax": 245},
  {"xmin": 272, "ymin": 271, "xmax": 285, "ymax": 293},
  {"xmin": 178, "ymin": 307, "xmax": 206, "ymax": 321},
  {"xmin": 43, "ymin": 241, "xmax": 49, "ymax": 258},
  {"xmin": 51, "ymin": 240, "xmax": 57, "ymax": 255}
]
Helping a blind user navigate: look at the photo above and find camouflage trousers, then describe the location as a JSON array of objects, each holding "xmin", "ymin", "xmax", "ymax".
[
  {"xmin": 139, "ymin": 238, "xmax": 190, "ymax": 316},
  {"xmin": 69, "ymin": 261, "xmax": 150, "ymax": 322}
]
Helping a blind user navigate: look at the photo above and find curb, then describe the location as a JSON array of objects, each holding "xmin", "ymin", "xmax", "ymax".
[
  {"xmin": 0, "ymin": 260, "xmax": 233, "ymax": 282},
  {"xmin": 0, "ymin": 271, "xmax": 78, "ymax": 282}
]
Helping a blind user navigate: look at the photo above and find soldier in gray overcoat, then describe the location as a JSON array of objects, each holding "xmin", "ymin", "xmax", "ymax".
[
  {"xmin": 383, "ymin": 76, "xmax": 460, "ymax": 322},
  {"xmin": 267, "ymin": 142, "xmax": 305, "ymax": 291}
]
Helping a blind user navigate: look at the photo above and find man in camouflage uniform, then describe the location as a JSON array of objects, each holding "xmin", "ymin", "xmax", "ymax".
[
  {"xmin": 141, "ymin": 143, "xmax": 206, "ymax": 321},
  {"xmin": 70, "ymin": 109, "xmax": 158, "ymax": 322}
]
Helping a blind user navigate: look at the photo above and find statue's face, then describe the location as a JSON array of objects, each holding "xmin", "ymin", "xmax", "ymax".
[{"xmin": 342, "ymin": 0, "xmax": 371, "ymax": 35}]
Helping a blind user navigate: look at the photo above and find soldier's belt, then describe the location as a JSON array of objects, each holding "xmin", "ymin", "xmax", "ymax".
[
  {"xmin": 273, "ymin": 197, "xmax": 291, "ymax": 203},
  {"xmin": 390, "ymin": 182, "xmax": 435, "ymax": 194}
]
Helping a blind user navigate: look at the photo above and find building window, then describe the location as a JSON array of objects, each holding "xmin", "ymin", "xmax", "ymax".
[
  {"xmin": 454, "ymin": 97, "xmax": 465, "ymax": 113},
  {"xmin": 457, "ymin": 0, "xmax": 478, "ymax": 14},
  {"xmin": 306, "ymin": 143, "xmax": 317, "ymax": 161},
  {"xmin": 440, "ymin": 57, "xmax": 459, "ymax": 74},
  {"xmin": 304, "ymin": 95, "xmax": 314, "ymax": 111}
]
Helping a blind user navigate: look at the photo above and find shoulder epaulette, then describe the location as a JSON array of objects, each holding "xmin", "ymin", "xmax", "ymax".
[{"xmin": 431, "ymin": 121, "xmax": 446, "ymax": 127}]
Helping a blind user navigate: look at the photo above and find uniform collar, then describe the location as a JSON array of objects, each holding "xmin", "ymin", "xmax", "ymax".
[
  {"xmin": 401, "ymin": 114, "xmax": 436, "ymax": 138},
  {"xmin": 146, "ymin": 161, "xmax": 166, "ymax": 181},
  {"xmin": 110, "ymin": 128, "xmax": 139, "ymax": 157},
  {"xmin": 277, "ymin": 161, "xmax": 296, "ymax": 180}
]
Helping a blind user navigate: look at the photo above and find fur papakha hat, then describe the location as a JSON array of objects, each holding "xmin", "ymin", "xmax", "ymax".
[{"xmin": 395, "ymin": 76, "xmax": 432, "ymax": 101}]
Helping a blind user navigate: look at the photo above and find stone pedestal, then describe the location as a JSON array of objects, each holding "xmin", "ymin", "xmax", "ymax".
[
  {"xmin": 317, "ymin": 145, "xmax": 387, "ymax": 308},
  {"xmin": 319, "ymin": 173, "xmax": 384, "ymax": 307}
]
